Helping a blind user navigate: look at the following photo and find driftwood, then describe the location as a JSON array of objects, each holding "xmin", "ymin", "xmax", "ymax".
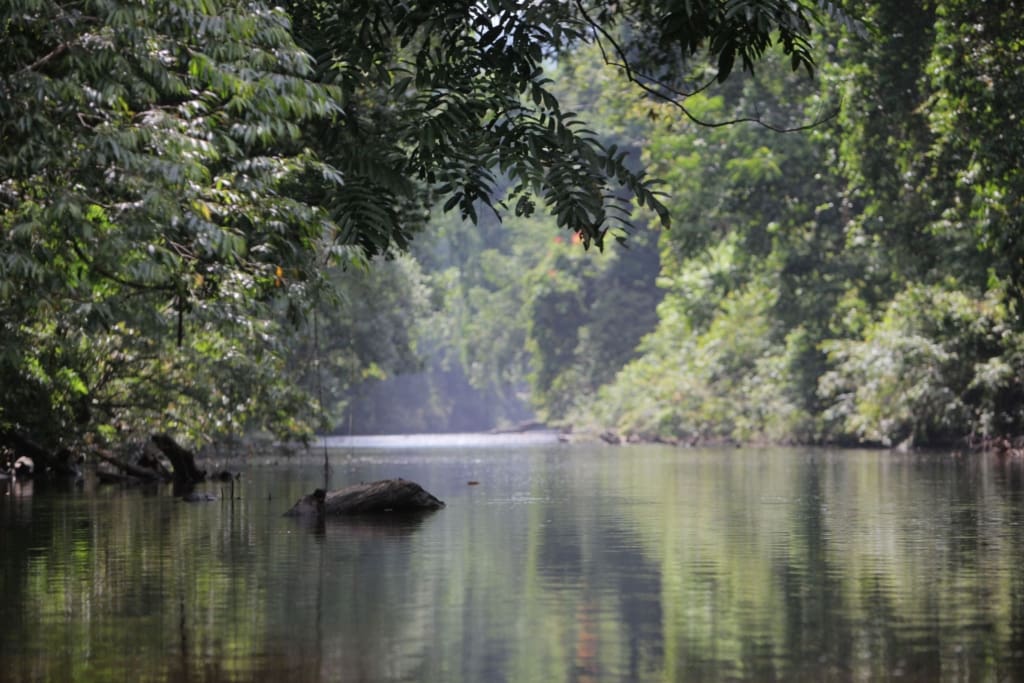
[
  {"xmin": 138, "ymin": 440, "xmax": 174, "ymax": 479},
  {"xmin": 284, "ymin": 479, "xmax": 445, "ymax": 517},
  {"xmin": 0, "ymin": 430, "xmax": 50, "ymax": 465},
  {"xmin": 0, "ymin": 429, "xmax": 207, "ymax": 493}
]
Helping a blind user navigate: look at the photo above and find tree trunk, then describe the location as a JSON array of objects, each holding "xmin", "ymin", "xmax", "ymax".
[{"xmin": 150, "ymin": 433, "xmax": 205, "ymax": 486}]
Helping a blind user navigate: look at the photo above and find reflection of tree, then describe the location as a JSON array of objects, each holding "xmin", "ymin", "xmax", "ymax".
[
  {"xmin": 4, "ymin": 452, "xmax": 1024, "ymax": 681},
  {"xmin": 612, "ymin": 448, "xmax": 1024, "ymax": 682},
  {"xmin": 776, "ymin": 458, "xmax": 853, "ymax": 678},
  {"xmin": 573, "ymin": 596, "xmax": 600, "ymax": 683}
]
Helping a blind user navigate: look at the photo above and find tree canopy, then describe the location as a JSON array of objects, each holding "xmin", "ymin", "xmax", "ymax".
[
  {"xmin": 1, "ymin": 0, "xmax": 843, "ymax": 453},
  {"xmin": 575, "ymin": 0, "xmax": 1024, "ymax": 448},
  {"xmin": 8, "ymin": 0, "xmax": 1018, "ymax": 455},
  {"xmin": 363, "ymin": 0, "xmax": 1024, "ymax": 451}
]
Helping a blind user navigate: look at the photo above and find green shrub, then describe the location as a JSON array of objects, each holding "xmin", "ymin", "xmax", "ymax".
[{"xmin": 820, "ymin": 284, "xmax": 1024, "ymax": 446}]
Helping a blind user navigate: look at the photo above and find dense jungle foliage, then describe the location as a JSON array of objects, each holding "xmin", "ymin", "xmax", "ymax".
[
  {"xmin": 585, "ymin": 0, "xmax": 1024, "ymax": 449},
  {"xmin": 1, "ymin": 0, "xmax": 1020, "ymax": 458},
  {"xmin": 382, "ymin": 0, "xmax": 1024, "ymax": 449}
]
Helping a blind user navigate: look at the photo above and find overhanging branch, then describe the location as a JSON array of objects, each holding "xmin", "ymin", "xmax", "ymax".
[{"xmin": 573, "ymin": 0, "xmax": 839, "ymax": 133}]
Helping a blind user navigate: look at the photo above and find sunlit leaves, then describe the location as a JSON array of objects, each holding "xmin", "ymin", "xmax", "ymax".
[
  {"xmin": 0, "ymin": 0, "xmax": 856, "ymax": 447},
  {"xmin": 584, "ymin": 0, "xmax": 1024, "ymax": 447},
  {"xmin": 0, "ymin": 0, "xmax": 344, "ymax": 446},
  {"xmin": 819, "ymin": 285, "xmax": 1024, "ymax": 446},
  {"xmin": 286, "ymin": 0, "xmax": 684, "ymax": 252}
]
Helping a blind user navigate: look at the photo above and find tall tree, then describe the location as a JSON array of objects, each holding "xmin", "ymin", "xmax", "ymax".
[{"xmin": 1, "ymin": 0, "xmax": 343, "ymax": 449}]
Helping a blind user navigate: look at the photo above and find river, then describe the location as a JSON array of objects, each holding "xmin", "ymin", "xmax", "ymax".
[{"xmin": 1, "ymin": 439, "xmax": 1023, "ymax": 682}]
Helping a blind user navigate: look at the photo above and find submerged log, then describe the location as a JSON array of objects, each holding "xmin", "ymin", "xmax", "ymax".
[
  {"xmin": 284, "ymin": 478, "xmax": 445, "ymax": 517},
  {"xmin": 13, "ymin": 455, "xmax": 34, "ymax": 477},
  {"xmin": 0, "ymin": 430, "xmax": 51, "ymax": 466}
]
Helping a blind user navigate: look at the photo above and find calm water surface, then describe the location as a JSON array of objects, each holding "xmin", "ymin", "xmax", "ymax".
[{"xmin": 2, "ymin": 442, "xmax": 1024, "ymax": 682}]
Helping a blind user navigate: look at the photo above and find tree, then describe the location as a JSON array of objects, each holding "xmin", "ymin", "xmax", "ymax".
[
  {"xmin": 583, "ymin": 0, "xmax": 1024, "ymax": 448},
  {"xmin": 581, "ymin": 46, "xmax": 842, "ymax": 443},
  {"xmin": 924, "ymin": 0, "xmax": 1024, "ymax": 300},
  {"xmin": 280, "ymin": 0, "xmax": 861, "ymax": 251},
  {"xmin": 1, "ymin": 0, "xmax": 842, "ymax": 451},
  {"xmin": 1, "ymin": 0, "xmax": 343, "ymax": 451}
]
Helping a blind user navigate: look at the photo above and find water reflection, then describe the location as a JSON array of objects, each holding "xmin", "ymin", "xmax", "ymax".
[
  {"xmin": 1, "ymin": 447, "xmax": 1023, "ymax": 682},
  {"xmin": 287, "ymin": 510, "xmax": 438, "ymax": 540}
]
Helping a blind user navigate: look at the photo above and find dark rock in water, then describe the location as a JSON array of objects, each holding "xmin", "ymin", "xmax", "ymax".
[{"xmin": 285, "ymin": 478, "xmax": 445, "ymax": 517}]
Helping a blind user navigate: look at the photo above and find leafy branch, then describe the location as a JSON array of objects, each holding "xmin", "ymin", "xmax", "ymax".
[{"xmin": 574, "ymin": 0, "xmax": 841, "ymax": 132}]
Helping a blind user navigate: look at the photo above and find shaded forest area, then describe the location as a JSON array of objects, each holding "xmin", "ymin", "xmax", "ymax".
[{"xmin": 2, "ymin": 0, "xmax": 1022, "ymax": 472}]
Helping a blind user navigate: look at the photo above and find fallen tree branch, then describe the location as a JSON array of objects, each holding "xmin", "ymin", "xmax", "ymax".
[{"xmin": 92, "ymin": 448, "xmax": 166, "ymax": 482}]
